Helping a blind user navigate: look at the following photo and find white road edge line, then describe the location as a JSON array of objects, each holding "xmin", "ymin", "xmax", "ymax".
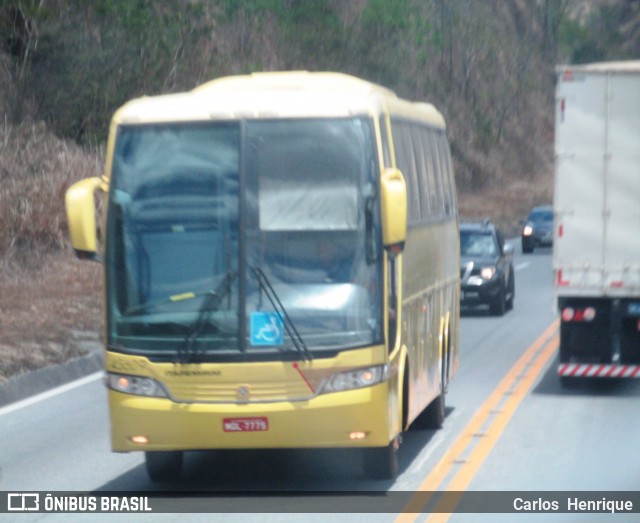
[
  {"xmin": 515, "ymin": 262, "xmax": 530, "ymax": 272},
  {"xmin": 0, "ymin": 371, "xmax": 103, "ymax": 417}
]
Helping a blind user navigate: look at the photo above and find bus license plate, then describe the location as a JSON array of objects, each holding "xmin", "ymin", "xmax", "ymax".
[{"xmin": 223, "ymin": 417, "xmax": 269, "ymax": 432}]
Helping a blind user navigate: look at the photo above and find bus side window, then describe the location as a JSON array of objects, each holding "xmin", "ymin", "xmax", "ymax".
[
  {"xmin": 420, "ymin": 127, "xmax": 437, "ymax": 220},
  {"xmin": 401, "ymin": 124, "xmax": 422, "ymax": 223},
  {"xmin": 436, "ymin": 132, "xmax": 455, "ymax": 216},
  {"xmin": 439, "ymin": 132, "xmax": 457, "ymax": 215},
  {"xmin": 428, "ymin": 130, "xmax": 445, "ymax": 218},
  {"xmin": 391, "ymin": 121, "xmax": 421, "ymax": 224},
  {"xmin": 379, "ymin": 116, "xmax": 391, "ymax": 168},
  {"xmin": 411, "ymin": 124, "xmax": 431, "ymax": 220}
]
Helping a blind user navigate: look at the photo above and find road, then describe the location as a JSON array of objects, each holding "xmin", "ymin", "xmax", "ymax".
[{"xmin": 2, "ymin": 244, "xmax": 639, "ymax": 522}]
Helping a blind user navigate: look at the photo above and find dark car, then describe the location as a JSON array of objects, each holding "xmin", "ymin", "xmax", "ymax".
[
  {"xmin": 460, "ymin": 220, "xmax": 515, "ymax": 316},
  {"xmin": 522, "ymin": 205, "xmax": 553, "ymax": 253}
]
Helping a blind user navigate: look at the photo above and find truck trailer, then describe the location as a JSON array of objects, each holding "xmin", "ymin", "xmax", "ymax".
[{"xmin": 554, "ymin": 61, "xmax": 640, "ymax": 383}]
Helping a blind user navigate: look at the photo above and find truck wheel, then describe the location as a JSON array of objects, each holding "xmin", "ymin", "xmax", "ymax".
[
  {"xmin": 560, "ymin": 376, "xmax": 579, "ymax": 389},
  {"xmin": 145, "ymin": 451, "xmax": 183, "ymax": 483}
]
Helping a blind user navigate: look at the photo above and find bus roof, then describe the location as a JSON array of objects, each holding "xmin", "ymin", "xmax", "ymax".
[{"xmin": 113, "ymin": 71, "xmax": 446, "ymax": 128}]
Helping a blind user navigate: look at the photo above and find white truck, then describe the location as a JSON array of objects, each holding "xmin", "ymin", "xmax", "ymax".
[{"xmin": 554, "ymin": 61, "xmax": 640, "ymax": 382}]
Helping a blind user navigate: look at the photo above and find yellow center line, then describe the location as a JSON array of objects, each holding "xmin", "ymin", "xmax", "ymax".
[{"xmin": 395, "ymin": 319, "xmax": 560, "ymax": 522}]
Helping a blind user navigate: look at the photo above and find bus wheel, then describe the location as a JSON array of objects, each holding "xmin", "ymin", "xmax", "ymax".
[
  {"xmin": 362, "ymin": 440, "xmax": 399, "ymax": 480},
  {"xmin": 145, "ymin": 451, "xmax": 183, "ymax": 483}
]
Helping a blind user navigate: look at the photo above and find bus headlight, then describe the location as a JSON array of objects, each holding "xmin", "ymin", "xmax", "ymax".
[
  {"xmin": 107, "ymin": 372, "xmax": 168, "ymax": 398},
  {"xmin": 322, "ymin": 365, "xmax": 389, "ymax": 394}
]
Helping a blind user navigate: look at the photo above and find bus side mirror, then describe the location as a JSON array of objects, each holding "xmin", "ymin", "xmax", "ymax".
[
  {"xmin": 380, "ymin": 167, "xmax": 407, "ymax": 254},
  {"xmin": 65, "ymin": 177, "xmax": 103, "ymax": 262}
]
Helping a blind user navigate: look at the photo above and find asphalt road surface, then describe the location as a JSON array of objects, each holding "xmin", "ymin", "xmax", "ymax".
[{"xmin": 2, "ymin": 243, "xmax": 638, "ymax": 522}]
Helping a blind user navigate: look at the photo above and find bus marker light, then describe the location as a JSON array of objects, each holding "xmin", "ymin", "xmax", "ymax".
[
  {"xmin": 130, "ymin": 436, "xmax": 149, "ymax": 445},
  {"xmin": 349, "ymin": 432, "xmax": 367, "ymax": 441}
]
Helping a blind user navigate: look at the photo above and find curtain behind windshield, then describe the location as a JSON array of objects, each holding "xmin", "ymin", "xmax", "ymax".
[{"xmin": 244, "ymin": 119, "xmax": 382, "ymax": 352}]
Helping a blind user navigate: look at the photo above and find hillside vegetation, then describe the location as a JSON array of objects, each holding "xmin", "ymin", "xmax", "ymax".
[
  {"xmin": 0, "ymin": 0, "xmax": 638, "ymax": 378},
  {"xmin": 2, "ymin": 0, "xmax": 639, "ymax": 256}
]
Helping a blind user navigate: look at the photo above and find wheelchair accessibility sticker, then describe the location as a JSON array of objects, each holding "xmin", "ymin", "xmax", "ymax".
[{"xmin": 250, "ymin": 312, "xmax": 284, "ymax": 346}]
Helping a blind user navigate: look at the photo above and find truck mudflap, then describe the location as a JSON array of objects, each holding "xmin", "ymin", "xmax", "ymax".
[{"xmin": 558, "ymin": 363, "xmax": 640, "ymax": 378}]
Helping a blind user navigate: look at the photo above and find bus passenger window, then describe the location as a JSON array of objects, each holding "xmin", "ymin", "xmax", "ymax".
[
  {"xmin": 379, "ymin": 116, "xmax": 391, "ymax": 168},
  {"xmin": 428, "ymin": 130, "xmax": 445, "ymax": 217},
  {"xmin": 411, "ymin": 125, "xmax": 431, "ymax": 219}
]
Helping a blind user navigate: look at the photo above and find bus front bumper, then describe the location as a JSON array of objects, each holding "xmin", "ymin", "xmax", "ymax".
[{"xmin": 109, "ymin": 382, "xmax": 394, "ymax": 452}]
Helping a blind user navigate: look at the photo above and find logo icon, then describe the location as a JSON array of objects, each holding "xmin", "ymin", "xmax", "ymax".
[
  {"xmin": 236, "ymin": 385, "xmax": 251, "ymax": 399},
  {"xmin": 8, "ymin": 493, "xmax": 39, "ymax": 511}
]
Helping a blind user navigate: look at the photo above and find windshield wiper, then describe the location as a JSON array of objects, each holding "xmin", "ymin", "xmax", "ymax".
[
  {"xmin": 178, "ymin": 270, "xmax": 236, "ymax": 363},
  {"xmin": 252, "ymin": 267, "xmax": 313, "ymax": 361}
]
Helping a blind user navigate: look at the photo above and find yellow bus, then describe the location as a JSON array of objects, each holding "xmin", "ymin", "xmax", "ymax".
[{"xmin": 66, "ymin": 72, "xmax": 459, "ymax": 481}]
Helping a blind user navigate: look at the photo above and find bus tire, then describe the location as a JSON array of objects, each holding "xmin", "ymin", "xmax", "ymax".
[
  {"xmin": 362, "ymin": 440, "xmax": 399, "ymax": 480},
  {"xmin": 145, "ymin": 451, "xmax": 183, "ymax": 483}
]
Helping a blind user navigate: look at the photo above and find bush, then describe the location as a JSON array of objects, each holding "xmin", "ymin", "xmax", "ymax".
[{"xmin": 0, "ymin": 120, "xmax": 101, "ymax": 261}]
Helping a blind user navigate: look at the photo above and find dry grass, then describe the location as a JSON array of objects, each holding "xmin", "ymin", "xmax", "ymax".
[
  {"xmin": 0, "ymin": 120, "xmax": 103, "ymax": 256},
  {"xmin": 458, "ymin": 177, "xmax": 554, "ymax": 237},
  {"xmin": 0, "ymin": 117, "xmax": 103, "ymax": 383},
  {"xmin": 0, "ymin": 252, "xmax": 102, "ymax": 382}
]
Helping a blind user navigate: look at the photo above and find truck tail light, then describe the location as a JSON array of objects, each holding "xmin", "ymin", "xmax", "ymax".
[
  {"xmin": 561, "ymin": 307, "xmax": 574, "ymax": 322},
  {"xmin": 562, "ymin": 307, "xmax": 596, "ymax": 322},
  {"xmin": 583, "ymin": 307, "xmax": 596, "ymax": 321}
]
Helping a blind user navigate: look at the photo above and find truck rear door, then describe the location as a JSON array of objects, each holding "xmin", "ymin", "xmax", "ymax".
[
  {"xmin": 604, "ymin": 72, "xmax": 640, "ymax": 293},
  {"xmin": 554, "ymin": 70, "xmax": 607, "ymax": 294}
]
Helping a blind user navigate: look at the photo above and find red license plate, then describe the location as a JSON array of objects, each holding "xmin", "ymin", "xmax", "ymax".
[{"xmin": 223, "ymin": 417, "xmax": 269, "ymax": 432}]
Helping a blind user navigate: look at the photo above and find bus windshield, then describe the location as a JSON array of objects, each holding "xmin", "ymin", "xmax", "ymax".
[{"xmin": 106, "ymin": 118, "xmax": 383, "ymax": 360}]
